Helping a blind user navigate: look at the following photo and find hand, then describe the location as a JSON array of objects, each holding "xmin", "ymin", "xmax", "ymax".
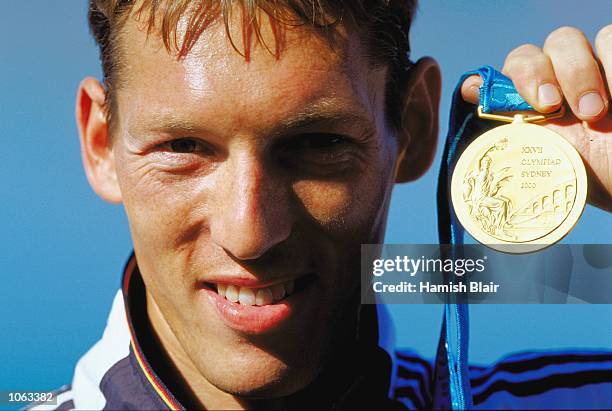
[{"xmin": 461, "ymin": 26, "xmax": 612, "ymax": 212}]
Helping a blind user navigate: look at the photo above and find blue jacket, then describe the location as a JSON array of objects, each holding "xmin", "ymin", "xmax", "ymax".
[{"xmin": 26, "ymin": 253, "xmax": 612, "ymax": 410}]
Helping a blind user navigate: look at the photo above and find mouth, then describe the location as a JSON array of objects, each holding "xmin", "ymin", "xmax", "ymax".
[
  {"xmin": 204, "ymin": 277, "xmax": 304, "ymax": 306},
  {"xmin": 198, "ymin": 275, "xmax": 315, "ymax": 334}
]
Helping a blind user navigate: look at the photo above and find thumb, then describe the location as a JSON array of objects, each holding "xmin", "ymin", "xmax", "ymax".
[{"xmin": 461, "ymin": 75, "xmax": 483, "ymax": 104}]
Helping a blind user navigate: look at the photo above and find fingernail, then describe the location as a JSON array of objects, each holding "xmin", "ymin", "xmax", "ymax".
[
  {"xmin": 538, "ymin": 83, "xmax": 562, "ymax": 106},
  {"xmin": 578, "ymin": 92, "xmax": 605, "ymax": 117}
]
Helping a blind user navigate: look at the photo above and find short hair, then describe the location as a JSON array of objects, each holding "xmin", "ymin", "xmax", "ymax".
[{"xmin": 88, "ymin": 0, "xmax": 418, "ymax": 131}]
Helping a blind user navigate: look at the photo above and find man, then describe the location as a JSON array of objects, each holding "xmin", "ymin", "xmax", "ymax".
[{"xmin": 32, "ymin": 0, "xmax": 611, "ymax": 409}]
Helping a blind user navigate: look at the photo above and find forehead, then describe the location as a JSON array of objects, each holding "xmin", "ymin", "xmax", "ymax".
[{"xmin": 115, "ymin": 11, "xmax": 386, "ymax": 134}]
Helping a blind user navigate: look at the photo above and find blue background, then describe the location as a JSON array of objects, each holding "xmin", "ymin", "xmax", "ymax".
[{"xmin": 1, "ymin": 0, "xmax": 611, "ymax": 400}]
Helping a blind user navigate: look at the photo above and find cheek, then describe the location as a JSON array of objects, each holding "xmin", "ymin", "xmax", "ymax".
[
  {"xmin": 293, "ymin": 180, "xmax": 352, "ymax": 225},
  {"xmin": 292, "ymin": 171, "xmax": 389, "ymax": 238},
  {"xmin": 114, "ymin": 154, "xmax": 211, "ymax": 265},
  {"xmin": 291, "ymin": 134, "xmax": 399, "ymax": 241}
]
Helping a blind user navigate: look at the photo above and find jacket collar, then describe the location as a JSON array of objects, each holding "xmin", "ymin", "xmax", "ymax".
[{"xmin": 121, "ymin": 253, "xmax": 184, "ymax": 409}]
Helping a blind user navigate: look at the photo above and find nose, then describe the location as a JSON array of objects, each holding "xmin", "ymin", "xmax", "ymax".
[{"xmin": 210, "ymin": 152, "xmax": 293, "ymax": 260}]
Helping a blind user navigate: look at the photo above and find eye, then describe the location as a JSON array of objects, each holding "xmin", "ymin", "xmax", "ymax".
[
  {"xmin": 170, "ymin": 139, "xmax": 197, "ymax": 153},
  {"xmin": 162, "ymin": 138, "xmax": 213, "ymax": 155},
  {"xmin": 277, "ymin": 133, "xmax": 360, "ymax": 174},
  {"xmin": 287, "ymin": 133, "xmax": 350, "ymax": 151}
]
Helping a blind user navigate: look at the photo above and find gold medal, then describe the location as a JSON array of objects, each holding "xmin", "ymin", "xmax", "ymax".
[{"xmin": 451, "ymin": 107, "xmax": 588, "ymax": 253}]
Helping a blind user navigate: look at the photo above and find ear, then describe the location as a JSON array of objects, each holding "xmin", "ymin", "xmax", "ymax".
[
  {"xmin": 394, "ymin": 57, "xmax": 441, "ymax": 183},
  {"xmin": 75, "ymin": 77, "xmax": 122, "ymax": 203}
]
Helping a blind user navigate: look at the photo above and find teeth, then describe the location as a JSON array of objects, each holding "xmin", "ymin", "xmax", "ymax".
[
  {"xmin": 238, "ymin": 287, "xmax": 256, "ymax": 306},
  {"xmin": 217, "ymin": 283, "xmax": 227, "ymax": 296},
  {"xmin": 225, "ymin": 285, "xmax": 239, "ymax": 303},
  {"xmin": 255, "ymin": 288, "xmax": 273, "ymax": 306},
  {"xmin": 271, "ymin": 284, "xmax": 286, "ymax": 301},
  {"xmin": 214, "ymin": 280, "xmax": 296, "ymax": 306}
]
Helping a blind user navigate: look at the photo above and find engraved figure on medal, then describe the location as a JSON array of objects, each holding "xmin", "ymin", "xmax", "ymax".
[{"xmin": 462, "ymin": 138, "xmax": 514, "ymax": 239}]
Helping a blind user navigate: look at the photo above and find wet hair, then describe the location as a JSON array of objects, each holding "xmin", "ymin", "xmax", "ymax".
[{"xmin": 88, "ymin": 0, "xmax": 418, "ymax": 130}]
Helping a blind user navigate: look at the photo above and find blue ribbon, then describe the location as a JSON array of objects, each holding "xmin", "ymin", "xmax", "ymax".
[
  {"xmin": 477, "ymin": 65, "xmax": 533, "ymax": 113},
  {"xmin": 434, "ymin": 66, "xmax": 529, "ymax": 410}
]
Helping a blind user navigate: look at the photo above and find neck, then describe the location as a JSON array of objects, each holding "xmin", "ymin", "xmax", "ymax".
[
  {"xmin": 142, "ymin": 292, "xmax": 386, "ymax": 410},
  {"xmin": 145, "ymin": 292, "xmax": 291, "ymax": 410}
]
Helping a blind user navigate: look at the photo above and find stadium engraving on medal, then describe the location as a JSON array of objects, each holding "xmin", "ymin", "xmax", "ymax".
[{"xmin": 451, "ymin": 114, "xmax": 587, "ymax": 253}]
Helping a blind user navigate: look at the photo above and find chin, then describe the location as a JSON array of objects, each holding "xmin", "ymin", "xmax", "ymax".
[{"xmin": 198, "ymin": 348, "xmax": 321, "ymax": 399}]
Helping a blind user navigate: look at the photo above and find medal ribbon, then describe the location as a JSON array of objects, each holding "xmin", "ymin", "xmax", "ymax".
[
  {"xmin": 477, "ymin": 65, "xmax": 533, "ymax": 113},
  {"xmin": 434, "ymin": 66, "xmax": 530, "ymax": 410}
]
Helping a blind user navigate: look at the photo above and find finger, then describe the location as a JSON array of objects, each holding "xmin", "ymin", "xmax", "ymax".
[
  {"xmin": 501, "ymin": 44, "xmax": 563, "ymax": 113},
  {"xmin": 461, "ymin": 75, "xmax": 483, "ymax": 104},
  {"xmin": 544, "ymin": 26, "xmax": 609, "ymax": 121},
  {"xmin": 594, "ymin": 24, "xmax": 612, "ymax": 102}
]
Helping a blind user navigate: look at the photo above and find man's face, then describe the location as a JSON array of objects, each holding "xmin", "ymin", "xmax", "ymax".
[{"xmin": 111, "ymin": 11, "xmax": 400, "ymax": 397}]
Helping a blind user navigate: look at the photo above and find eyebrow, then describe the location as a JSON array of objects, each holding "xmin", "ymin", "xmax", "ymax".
[
  {"xmin": 130, "ymin": 115, "xmax": 203, "ymax": 135},
  {"xmin": 271, "ymin": 99, "xmax": 375, "ymax": 135},
  {"xmin": 130, "ymin": 98, "xmax": 376, "ymax": 138}
]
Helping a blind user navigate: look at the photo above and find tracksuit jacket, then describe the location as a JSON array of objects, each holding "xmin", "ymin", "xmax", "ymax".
[{"xmin": 27, "ymin": 253, "xmax": 612, "ymax": 410}]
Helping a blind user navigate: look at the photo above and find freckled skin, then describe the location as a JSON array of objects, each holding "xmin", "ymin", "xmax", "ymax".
[{"xmin": 110, "ymin": 11, "xmax": 401, "ymax": 410}]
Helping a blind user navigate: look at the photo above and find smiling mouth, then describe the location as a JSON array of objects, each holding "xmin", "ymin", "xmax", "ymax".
[{"xmin": 202, "ymin": 275, "xmax": 314, "ymax": 307}]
